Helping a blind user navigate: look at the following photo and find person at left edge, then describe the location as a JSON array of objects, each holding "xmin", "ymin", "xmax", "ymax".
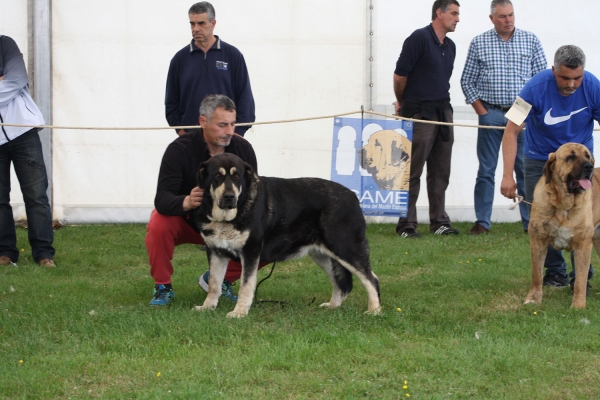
[
  {"xmin": 165, "ymin": 1, "xmax": 255, "ymax": 136},
  {"xmin": 0, "ymin": 35, "xmax": 55, "ymax": 268}
]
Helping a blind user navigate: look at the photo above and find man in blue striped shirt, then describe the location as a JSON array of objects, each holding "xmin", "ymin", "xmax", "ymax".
[{"xmin": 460, "ymin": 0, "xmax": 546, "ymax": 235}]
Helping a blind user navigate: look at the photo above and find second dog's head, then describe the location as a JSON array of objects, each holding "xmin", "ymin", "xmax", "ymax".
[
  {"xmin": 544, "ymin": 142, "xmax": 594, "ymax": 194},
  {"xmin": 197, "ymin": 153, "xmax": 256, "ymax": 221}
]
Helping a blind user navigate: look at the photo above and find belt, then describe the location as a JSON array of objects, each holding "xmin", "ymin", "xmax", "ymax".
[{"xmin": 486, "ymin": 103, "xmax": 511, "ymax": 112}]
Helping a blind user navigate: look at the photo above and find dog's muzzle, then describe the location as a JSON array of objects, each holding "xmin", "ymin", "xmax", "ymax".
[
  {"xmin": 218, "ymin": 193, "xmax": 237, "ymax": 209},
  {"xmin": 567, "ymin": 162, "xmax": 594, "ymax": 193}
]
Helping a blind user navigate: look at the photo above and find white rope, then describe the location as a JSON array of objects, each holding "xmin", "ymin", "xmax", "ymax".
[{"xmin": 4, "ymin": 108, "xmax": 590, "ymax": 131}]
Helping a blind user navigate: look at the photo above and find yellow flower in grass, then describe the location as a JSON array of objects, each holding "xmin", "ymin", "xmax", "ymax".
[
  {"xmin": 19, "ymin": 360, "xmax": 23, "ymax": 364},
  {"xmin": 156, "ymin": 372, "xmax": 161, "ymax": 377},
  {"xmin": 406, "ymin": 394, "xmax": 410, "ymax": 398},
  {"xmin": 397, "ymin": 308, "xmax": 402, "ymax": 312},
  {"xmin": 21, "ymin": 249, "xmax": 24, "ymax": 252},
  {"xmin": 534, "ymin": 312, "xmax": 538, "ymax": 315}
]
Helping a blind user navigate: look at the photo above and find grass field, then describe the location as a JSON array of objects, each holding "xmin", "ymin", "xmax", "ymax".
[{"xmin": 2, "ymin": 222, "xmax": 600, "ymax": 399}]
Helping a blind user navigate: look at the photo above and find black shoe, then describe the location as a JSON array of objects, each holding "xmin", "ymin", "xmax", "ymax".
[
  {"xmin": 397, "ymin": 228, "xmax": 422, "ymax": 238},
  {"xmin": 432, "ymin": 225, "xmax": 459, "ymax": 235},
  {"xmin": 570, "ymin": 279, "xmax": 592, "ymax": 296},
  {"xmin": 542, "ymin": 274, "xmax": 569, "ymax": 287}
]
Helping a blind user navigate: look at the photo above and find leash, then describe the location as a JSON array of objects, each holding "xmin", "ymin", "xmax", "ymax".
[
  {"xmin": 508, "ymin": 194, "xmax": 532, "ymax": 209},
  {"xmin": 253, "ymin": 261, "xmax": 288, "ymax": 308},
  {"xmin": 253, "ymin": 261, "xmax": 317, "ymax": 308}
]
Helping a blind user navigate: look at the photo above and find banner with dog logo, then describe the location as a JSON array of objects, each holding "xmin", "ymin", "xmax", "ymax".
[{"xmin": 331, "ymin": 117, "xmax": 413, "ymax": 217}]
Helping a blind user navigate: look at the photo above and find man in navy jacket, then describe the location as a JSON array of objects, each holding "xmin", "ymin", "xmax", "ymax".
[{"xmin": 165, "ymin": 2, "xmax": 255, "ymax": 136}]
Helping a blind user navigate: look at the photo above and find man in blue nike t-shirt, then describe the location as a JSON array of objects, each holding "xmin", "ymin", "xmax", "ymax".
[{"xmin": 501, "ymin": 45, "xmax": 600, "ymax": 288}]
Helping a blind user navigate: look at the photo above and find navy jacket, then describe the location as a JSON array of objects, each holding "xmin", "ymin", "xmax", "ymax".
[{"xmin": 165, "ymin": 37, "xmax": 255, "ymax": 136}]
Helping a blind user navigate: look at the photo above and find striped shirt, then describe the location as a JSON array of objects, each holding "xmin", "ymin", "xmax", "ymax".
[{"xmin": 460, "ymin": 28, "xmax": 547, "ymax": 107}]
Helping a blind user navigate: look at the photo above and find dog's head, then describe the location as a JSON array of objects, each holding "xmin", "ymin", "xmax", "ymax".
[
  {"xmin": 544, "ymin": 143, "xmax": 594, "ymax": 194},
  {"xmin": 197, "ymin": 153, "xmax": 255, "ymax": 221},
  {"xmin": 360, "ymin": 130, "xmax": 410, "ymax": 190}
]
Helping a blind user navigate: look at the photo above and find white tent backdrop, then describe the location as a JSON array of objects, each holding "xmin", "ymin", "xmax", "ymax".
[{"xmin": 3, "ymin": 0, "xmax": 600, "ymax": 224}]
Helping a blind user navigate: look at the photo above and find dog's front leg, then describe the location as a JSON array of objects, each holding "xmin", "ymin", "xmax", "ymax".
[
  {"xmin": 525, "ymin": 236, "xmax": 547, "ymax": 305},
  {"xmin": 192, "ymin": 253, "xmax": 228, "ymax": 312},
  {"xmin": 572, "ymin": 244, "xmax": 592, "ymax": 309},
  {"xmin": 226, "ymin": 256, "xmax": 260, "ymax": 318}
]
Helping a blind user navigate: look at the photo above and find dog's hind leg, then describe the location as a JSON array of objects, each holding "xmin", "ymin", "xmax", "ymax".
[
  {"xmin": 309, "ymin": 251, "xmax": 352, "ymax": 309},
  {"xmin": 227, "ymin": 256, "xmax": 260, "ymax": 318},
  {"xmin": 335, "ymin": 257, "xmax": 381, "ymax": 315},
  {"xmin": 525, "ymin": 237, "xmax": 547, "ymax": 305},
  {"xmin": 192, "ymin": 253, "xmax": 228, "ymax": 312}
]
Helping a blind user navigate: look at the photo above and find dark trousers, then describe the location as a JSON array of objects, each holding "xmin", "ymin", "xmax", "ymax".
[
  {"xmin": 0, "ymin": 129, "xmax": 55, "ymax": 263},
  {"xmin": 396, "ymin": 109, "xmax": 454, "ymax": 233}
]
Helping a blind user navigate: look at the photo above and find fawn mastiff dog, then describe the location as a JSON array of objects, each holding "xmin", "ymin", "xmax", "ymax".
[
  {"xmin": 525, "ymin": 143, "xmax": 600, "ymax": 308},
  {"xmin": 191, "ymin": 153, "xmax": 381, "ymax": 318}
]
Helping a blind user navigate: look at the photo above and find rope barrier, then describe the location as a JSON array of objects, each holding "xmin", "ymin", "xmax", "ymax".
[{"xmin": 6, "ymin": 108, "xmax": 597, "ymax": 131}]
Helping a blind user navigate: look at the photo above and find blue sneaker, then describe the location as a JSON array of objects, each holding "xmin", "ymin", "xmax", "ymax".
[
  {"xmin": 198, "ymin": 271, "xmax": 238, "ymax": 302},
  {"xmin": 148, "ymin": 284, "xmax": 174, "ymax": 306}
]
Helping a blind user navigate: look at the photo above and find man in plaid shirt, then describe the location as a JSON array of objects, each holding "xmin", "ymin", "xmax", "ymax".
[{"xmin": 460, "ymin": 0, "xmax": 546, "ymax": 235}]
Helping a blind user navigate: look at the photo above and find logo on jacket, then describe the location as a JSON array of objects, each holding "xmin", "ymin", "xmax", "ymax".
[
  {"xmin": 544, "ymin": 107, "xmax": 588, "ymax": 125},
  {"xmin": 216, "ymin": 61, "xmax": 228, "ymax": 71}
]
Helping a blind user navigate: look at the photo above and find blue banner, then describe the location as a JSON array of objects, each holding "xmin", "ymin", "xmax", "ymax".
[{"xmin": 331, "ymin": 117, "xmax": 413, "ymax": 217}]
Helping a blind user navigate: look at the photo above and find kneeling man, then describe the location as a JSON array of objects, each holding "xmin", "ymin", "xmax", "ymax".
[{"xmin": 145, "ymin": 94, "xmax": 259, "ymax": 306}]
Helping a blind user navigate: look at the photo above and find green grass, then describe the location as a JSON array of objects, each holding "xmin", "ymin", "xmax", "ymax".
[{"xmin": 2, "ymin": 222, "xmax": 600, "ymax": 399}]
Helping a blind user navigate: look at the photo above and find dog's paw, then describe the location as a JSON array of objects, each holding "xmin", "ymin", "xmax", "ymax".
[
  {"xmin": 226, "ymin": 310, "xmax": 247, "ymax": 318},
  {"xmin": 523, "ymin": 299, "xmax": 540, "ymax": 305},
  {"xmin": 191, "ymin": 304, "xmax": 216, "ymax": 312},
  {"xmin": 319, "ymin": 302, "xmax": 341, "ymax": 309},
  {"xmin": 364, "ymin": 306, "xmax": 382, "ymax": 316}
]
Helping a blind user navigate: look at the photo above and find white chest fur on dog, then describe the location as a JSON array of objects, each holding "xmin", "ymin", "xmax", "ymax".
[
  {"xmin": 549, "ymin": 224, "xmax": 574, "ymax": 249},
  {"xmin": 201, "ymin": 221, "xmax": 250, "ymax": 255}
]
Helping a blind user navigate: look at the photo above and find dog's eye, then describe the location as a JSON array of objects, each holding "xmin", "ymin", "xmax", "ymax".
[
  {"xmin": 232, "ymin": 173, "xmax": 239, "ymax": 179},
  {"xmin": 566, "ymin": 155, "xmax": 576, "ymax": 162}
]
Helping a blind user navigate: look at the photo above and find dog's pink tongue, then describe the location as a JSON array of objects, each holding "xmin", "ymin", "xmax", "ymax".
[{"xmin": 579, "ymin": 179, "xmax": 592, "ymax": 190}]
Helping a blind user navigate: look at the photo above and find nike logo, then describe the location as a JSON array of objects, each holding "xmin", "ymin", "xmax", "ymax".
[{"xmin": 544, "ymin": 107, "xmax": 588, "ymax": 125}]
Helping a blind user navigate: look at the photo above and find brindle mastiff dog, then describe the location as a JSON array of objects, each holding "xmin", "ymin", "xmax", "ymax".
[{"xmin": 525, "ymin": 143, "xmax": 600, "ymax": 309}]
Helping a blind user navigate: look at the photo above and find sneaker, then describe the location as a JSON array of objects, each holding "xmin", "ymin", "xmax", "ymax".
[
  {"xmin": 39, "ymin": 258, "xmax": 56, "ymax": 268},
  {"xmin": 432, "ymin": 225, "xmax": 460, "ymax": 235},
  {"xmin": 570, "ymin": 279, "xmax": 592, "ymax": 296},
  {"xmin": 542, "ymin": 274, "xmax": 568, "ymax": 287},
  {"xmin": 0, "ymin": 256, "xmax": 11, "ymax": 265},
  {"xmin": 397, "ymin": 228, "xmax": 422, "ymax": 238},
  {"xmin": 469, "ymin": 223, "xmax": 489, "ymax": 235},
  {"xmin": 198, "ymin": 271, "xmax": 238, "ymax": 301},
  {"xmin": 148, "ymin": 284, "xmax": 174, "ymax": 306}
]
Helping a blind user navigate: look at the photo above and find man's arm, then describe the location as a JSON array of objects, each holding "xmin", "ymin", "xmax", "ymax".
[
  {"xmin": 500, "ymin": 120, "xmax": 525, "ymax": 199},
  {"xmin": 232, "ymin": 52, "xmax": 255, "ymax": 136},
  {"xmin": 393, "ymin": 73, "xmax": 407, "ymax": 116},
  {"xmin": 0, "ymin": 37, "xmax": 29, "ymax": 108},
  {"xmin": 530, "ymin": 35, "xmax": 548, "ymax": 76},
  {"xmin": 164, "ymin": 55, "xmax": 183, "ymax": 135},
  {"xmin": 460, "ymin": 40, "xmax": 487, "ymax": 115}
]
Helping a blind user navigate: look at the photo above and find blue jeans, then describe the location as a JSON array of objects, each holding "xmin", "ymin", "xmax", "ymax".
[
  {"xmin": 475, "ymin": 108, "xmax": 529, "ymax": 231},
  {"xmin": 0, "ymin": 129, "xmax": 55, "ymax": 263},
  {"xmin": 524, "ymin": 157, "xmax": 593, "ymax": 281}
]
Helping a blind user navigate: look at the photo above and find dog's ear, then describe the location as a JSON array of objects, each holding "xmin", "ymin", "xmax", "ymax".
[
  {"xmin": 243, "ymin": 162, "xmax": 257, "ymax": 185},
  {"xmin": 197, "ymin": 161, "xmax": 211, "ymax": 189},
  {"xmin": 544, "ymin": 153, "xmax": 556, "ymax": 184}
]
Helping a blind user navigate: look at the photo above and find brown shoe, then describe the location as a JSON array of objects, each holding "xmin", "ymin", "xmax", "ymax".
[
  {"xmin": 469, "ymin": 223, "xmax": 489, "ymax": 235},
  {"xmin": 39, "ymin": 258, "xmax": 56, "ymax": 268},
  {"xmin": 0, "ymin": 255, "xmax": 11, "ymax": 265}
]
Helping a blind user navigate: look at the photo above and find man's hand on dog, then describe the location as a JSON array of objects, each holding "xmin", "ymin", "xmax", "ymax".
[{"xmin": 183, "ymin": 186, "xmax": 204, "ymax": 211}]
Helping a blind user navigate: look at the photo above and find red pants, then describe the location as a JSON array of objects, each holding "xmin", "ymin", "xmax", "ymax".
[{"xmin": 145, "ymin": 210, "xmax": 264, "ymax": 284}]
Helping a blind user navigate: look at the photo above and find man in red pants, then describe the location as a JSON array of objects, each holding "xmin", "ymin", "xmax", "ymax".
[{"xmin": 146, "ymin": 94, "xmax": 260, "ymax": 306}]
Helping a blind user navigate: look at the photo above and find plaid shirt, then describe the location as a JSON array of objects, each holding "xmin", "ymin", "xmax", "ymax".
[{"xmin": 460, "ymin": 28, "xmax": 547, "ymax": 107}]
